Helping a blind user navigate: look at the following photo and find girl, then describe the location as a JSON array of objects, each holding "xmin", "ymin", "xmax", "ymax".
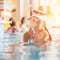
[
  {"xmin": 24, "ymin": 16, "xmax": 52, "ymax": 47},
  {"xmin": 7, "ymin": 22, "xmax": 18, "ymax": 33}
]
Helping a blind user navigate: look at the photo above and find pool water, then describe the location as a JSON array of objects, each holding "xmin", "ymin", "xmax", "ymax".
[{"xmin": 0, "ymin": 32, "xmax": 60, "ymax": 60}]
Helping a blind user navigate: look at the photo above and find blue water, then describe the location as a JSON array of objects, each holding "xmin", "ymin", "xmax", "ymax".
[
  {"xmin": 0, "ymin": 31, "xmax": 60, "ymax": 60},
  {"xmin": 29, "ymin": 45, "xmax": 40, "ymax": 60}
]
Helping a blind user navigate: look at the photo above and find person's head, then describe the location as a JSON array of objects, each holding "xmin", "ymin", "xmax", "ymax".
[
  {"xmin": 29, "ymin": 16, "xmax": 41, "ymax": 29},
  {"xmin": 21, "ymin": 17, "xmax": 26, "ymax": 24},
  {"xmin": 10, "ymin": 22, "xmax": 16, "ymax": 27}
]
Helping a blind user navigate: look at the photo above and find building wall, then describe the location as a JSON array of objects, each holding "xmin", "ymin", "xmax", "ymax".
[
  {"xmin": 12, "ymin": 0, "xmax": 31, "ymax": 20},
  {"xmin": 23, "ymin": 0, "xmax": 30, "ymax": 18}
]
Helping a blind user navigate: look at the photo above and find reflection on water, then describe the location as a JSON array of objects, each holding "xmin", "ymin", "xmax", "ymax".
[{"xmin": 0, "ymin": 32, "xmax": 60, "ymax": 60}]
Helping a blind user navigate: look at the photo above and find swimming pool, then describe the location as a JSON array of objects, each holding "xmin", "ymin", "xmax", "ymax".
[{"xmin": 0, "ymin": 31, "xmax": 60, "ymax": 60}]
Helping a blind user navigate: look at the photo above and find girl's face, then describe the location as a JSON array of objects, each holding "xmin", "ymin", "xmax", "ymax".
[{"xmin": 30, "ymin": 16, "xmax": 41, "ymax": 29}]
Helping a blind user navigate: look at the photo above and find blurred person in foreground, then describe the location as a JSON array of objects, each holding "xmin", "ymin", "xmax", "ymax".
[{"xmin": 24, "ymin": 10, "xmax": 52, "ymax": 47}]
